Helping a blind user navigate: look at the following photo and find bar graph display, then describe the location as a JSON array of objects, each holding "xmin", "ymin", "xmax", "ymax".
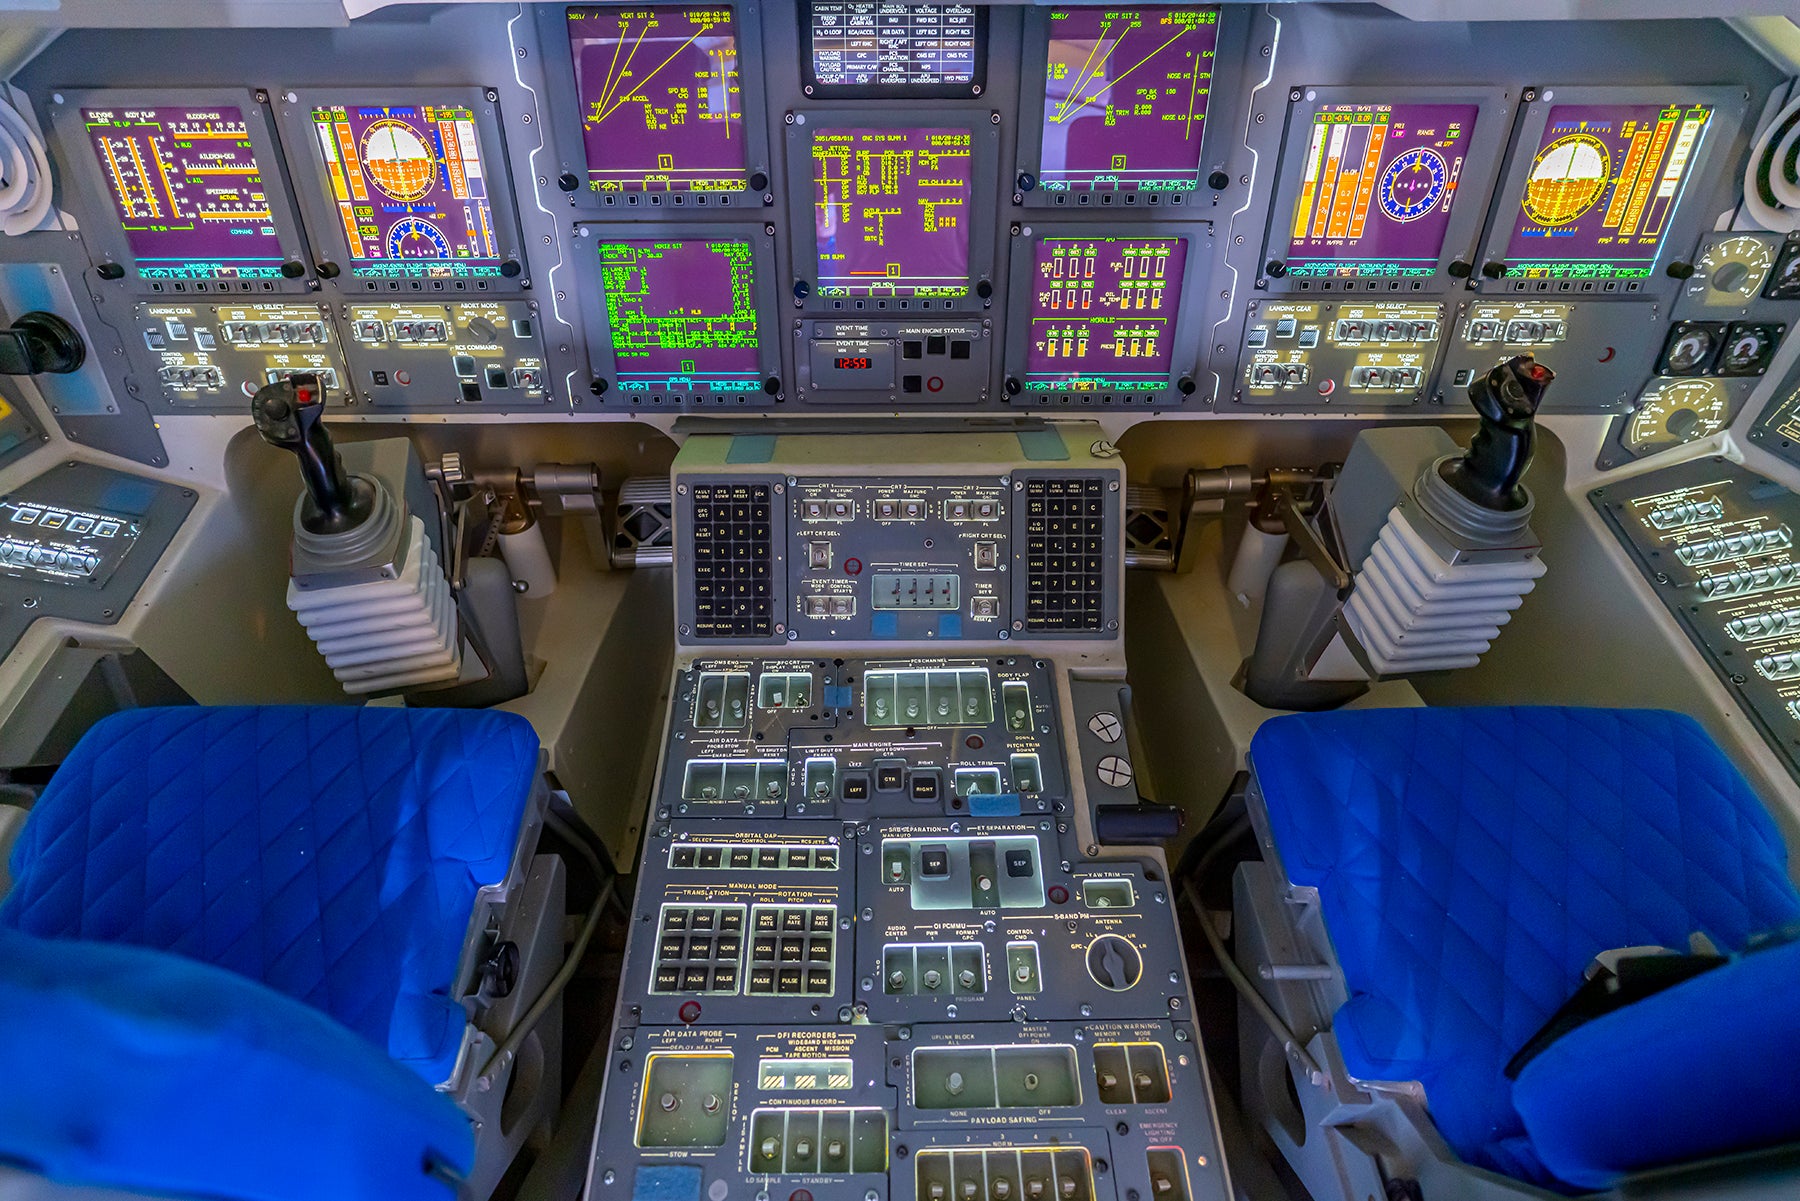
[
  {"xmin": 1284, "ymin": 103, "xmax": 1476, "ymax": 278},
  {"xmin": 1024, "ymin": 237, "xmax": 1186, "ymax": 392},
  {"xmin": 1505, "ymin": 103, "xmax": 1713, "ymax": 279},
  {"xmin": 82, "ymin": 106, "xmax": 287, "ymax": 280}
]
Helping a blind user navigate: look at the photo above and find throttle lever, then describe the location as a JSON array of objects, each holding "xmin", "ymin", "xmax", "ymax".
[{"xmin": 251, "ymin": 373, "xmax": 373, "ymax": 535}]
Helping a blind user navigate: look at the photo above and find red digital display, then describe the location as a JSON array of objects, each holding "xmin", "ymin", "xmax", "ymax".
[{"xmin": 835, "ymin": 356, "xmax": 873, "ymax": 369}]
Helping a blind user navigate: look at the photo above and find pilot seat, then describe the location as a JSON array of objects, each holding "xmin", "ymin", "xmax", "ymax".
[
  {"xmin": 0, "ymin": 704, "xmax": 572, "ymax": 1201},
  {"xmin": 1225, "ymin": 706, "xmax": 1800, "ymax": 1198}
]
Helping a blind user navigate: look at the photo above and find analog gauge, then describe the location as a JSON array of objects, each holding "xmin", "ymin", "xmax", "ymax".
[
  {"xmin": 1658, "ymin": 322, "xmax": 1723, "ymax": 375},
  {"xmin": 1624, "ymin": 377, "xmax": 1731, "ymax": 455},
  {"xmin": 1717, "ymin": 322, "xmax": 1785, "ymax": 376},
  {"xmin": 1697, "ymin": 235, "xmax": 1776, "ymax": 301},
  {"xmin": 1378, "ymin": 147, "xmax": 1449, "ymax": 222},
  {"xmin": 1766, "ymin": 238, "xmax": 1800, "ymax": 300}
]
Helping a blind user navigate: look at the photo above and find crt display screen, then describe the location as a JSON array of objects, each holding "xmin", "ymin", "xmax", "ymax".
[
  {"xmin": 1037, "ymin": 7, "xmax": 1219, "ymax": 194},
  {"xmin": 308, "ymin": 102, "xmax": 502, "ymax": 278},
  {"xmin": 82, "ymin": 105, "xmax": 286, "ymax": 281},
  {"xmin": 598, "ymin": 239, "xmax": 762, "ymax": 392},
  {"xmin": 566, "ymin": 6, "xmax": 748, "ymax": 193},
  {"xmin": 1504, "ymin": 102, "xmax": 1713, "ymax": 279},
  {"xmin": 811, "ymin": 127, "xmax": 972, "ymax": 298},
  {"xmin": 1283, "ymin": 103, "xmax": 1477, "ymax": 278},
  {"xmin": 1024, "ymin": 237, "xmax": 1187, "ymax": 392},
  {"xmin": 807, "ymin": 2, "xmax": 979, "ymax": 88}
]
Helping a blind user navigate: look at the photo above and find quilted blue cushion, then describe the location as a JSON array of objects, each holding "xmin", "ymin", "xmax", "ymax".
[
  {"xmin": 0, "ymin": 705, "xmax": 540, "ymax": 1083},
  {"xmin": 1514, "ymin": 936, "xmax": 1800, "ymax": 1187},
  {"xmin": 0, "ymin": 925, "xmax": 471, "ymax": 1201},
  {"xmin": 1249, "ymin": 707, "xmax": 1800, "ymax": 1188}
]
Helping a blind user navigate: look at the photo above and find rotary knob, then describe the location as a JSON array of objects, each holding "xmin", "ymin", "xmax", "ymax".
[{"xmin": 1085, "ymin": 935, "xmax": 1143, "ymax": 991}]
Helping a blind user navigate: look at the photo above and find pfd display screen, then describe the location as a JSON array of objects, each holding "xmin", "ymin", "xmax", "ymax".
[
  {"xmin": 307, "ymin": 102, "xmax": 502, "ymax": 279},
  {"xmin": 82, "ymin": 106, "xmax": 286, "ymax": 281},
  {"xmin": 598, "ymin": 239, "xmax": 762, "ymax": 393},
  {"xmin": 812, "ymin": 127, "xmax": 971, "ymax": 298},
  {"xmin": 566, "ymin": 6, "xmax": 748, "ymax": 193},
  {"xmin": 1283, "ymin": 103, "xmax": 1477, "ymax": 278},
  {"xmin": 1037, "ymin": 7, "xmax": 1219, "ymax": 194},
  {"xmin": 1504, "ymin": 102, "xmax": 1713, "ymax": 279},
  {"xmin": 805, "ymin": 2, "xmax": 980, "ymax": 89},
  {"xmin": 1024, "ymin": 237, "xmax": 1186, "ymax": 392}
]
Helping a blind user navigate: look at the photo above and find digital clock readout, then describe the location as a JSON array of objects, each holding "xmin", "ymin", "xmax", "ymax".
[{"xmin": 835, "ymin": 356, "xmax": 874, "ymax": 369}]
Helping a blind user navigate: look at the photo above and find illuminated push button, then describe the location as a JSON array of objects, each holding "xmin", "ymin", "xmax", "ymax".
[
  {"xmin": 919, "ymin": 846, "xmax": 951, "ymax": 878},
  {"xmin": 396, "ymin": 371, "xmax": 412, "ymax": 386}
]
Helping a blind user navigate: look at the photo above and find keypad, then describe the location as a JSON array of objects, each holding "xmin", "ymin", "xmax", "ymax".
[
  {"xmin": 651, "ymin": 904, "xmax": 747, "ymax": 994},
  {"xmin": 747, "ymin": 905, "xmax": 837, "ymax": 996},
  {"xmin": 1023, "ymin": 477, "xmax": 1106, "ymax": 631},
  {"xmin": 691, "ymin": 483, "xmax": 774, "ymax": 638}
]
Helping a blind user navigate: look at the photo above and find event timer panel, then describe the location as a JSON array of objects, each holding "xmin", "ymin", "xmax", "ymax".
[
  {"xmin": 1025, "ymin": 238, "xmax": 1188, "ymax": 391},
  {"xmin": 1035, "ymin": 6, "xmax": 1219, "ymax": 194},
  {"xmin": 80, "ymin": 105, "xmax": 288, "ymax": 282},
  {"xmin": 598, "ymin": 238, "xmax": 764, "ymax": 396},
  {"xmin": 306, "ymin": 101, "xmax": 503, "ymax": 279},
  {"xmin": 1504, "ymin": 102, "xmax": 1712, "ymax": 280},
  {"xmin": 811, "ymin": 127, "xmax": 972, "ymax": 299},
  {"xmin": 1284, "ymin": 103, "xmax": 1477, "ymax": 278},
  {"xmin": 803, "ymin": 2, "xmax": 984, "ymax": 94},
  {"xmin": 565, "ymin": 6, "xmax": 749, "ymax": 193}
]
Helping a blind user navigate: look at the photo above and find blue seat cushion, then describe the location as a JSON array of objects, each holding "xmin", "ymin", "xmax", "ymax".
[
  {"xmin": 0, "ymin": 925, "xmax": 471, "ymax": 1201},
  {"xmin": 0, "ymin": 705, "xmax": 540, "ymax": 1083},
  {"xmin": 1514, "ymin": 935, "xmax": 1800, "ymax": 1188},
  {"xmin": 1249, "ymin": 707, "xmax": 1800, "ymax": 1187}
]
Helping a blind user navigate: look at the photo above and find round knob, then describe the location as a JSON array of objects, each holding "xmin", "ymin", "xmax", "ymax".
[
  {"xmin": 1178, "ymin": 376, "xmax": 1196, "ymax": 395},
  {"xmin": 590, "ymin": 377, "xmax": 609, "ymax": 395},
  {"xmin": 96, "ymin": 262, "xmax": 125, "ymax": 281},
  {"xmin": 1447, "ymin": 260, "xmax": 1473, "ymax": 279},
  {"xmin": 794, "ymin": 280, "xmax": 812, "ymax": 300},
  {"xmin": 316, "ymin": 261, "xmax": 341, "ymax": 280},
  {"xmin": 557, "ymin": 172, "xmax": 580, "ymax": 192},
  {"xmin": 1005, "ymin": 376, "xmax": 1022, "ymax": 395},
  {"xmin": 1481, "ymin": 261, "xmax": 1508, "ymax": 280},
  {"xmin": 467, "ymin": 316, "xmax": 497, "ymax": 342},
  {"xmin": 1264, "ymin": 260, "xmax": 1287, "ymax": 279},
  {"xmin": 1713, "ymin": 261, "xmax": 1750, "ymax": 293},
  {"xmin": 1017, "ymin": 171, "xmax": 1037, "ymax": 192},
  {"xmin": 279, "ymin": 261, "xmax": 306, "ymax": 279},
  {"xmin": 976, "ymin": 279, "xmax": 993, "ymax": 299},
  {"xmin": 1207, "ymin": 170, "xmax": 1230, "ymax": 191},
  {"xmin": 750, "ymin": 172, "xmax": 770, "ymax": 192},
  {"xmin": 1666, "ymin": 260, "xmax": 1696, "ymax": 281},
  {"xmin": 763, "ymin": 376, "xmax": 781, "ymax": 395},
  {"xmin": 500, "ymin": 259, "xmax": 523, "ymax": 278},
  {"xmin": 1085, "ymin": 935, "xmax": 1143, "ymax": 991}
]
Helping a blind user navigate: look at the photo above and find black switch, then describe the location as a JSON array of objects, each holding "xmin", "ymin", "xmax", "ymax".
[
  {"xmin": 841, "ymin": 772, "xmax": 870, "ymax": 801},
  {"xmin": 910, "ymin": 770, "xmax": 940, "ymax": 801},
  {"xmin": 902, "ymin": 340, "xmax": 923, "ymax": 359},
  {"xmin": 875, "ymin": 761, "xmax": 906, "ymax": 792},
  {"xmin": 369, "ymin": 370, "xmax": 389, "ymax": 386},
  {"xmin": 485, "ymin": 366, "xmax": 509, "ymax": 389},
  {"xmin": 671, "ymin": 846, "xmax": 697, "ymax": 867},
  {"xmin": 903, "ymin": 375, "xmax": 923, "ymax": 393},
  {"xmin": 1005, "ymin": 849, "xmax": 1035, "ymax": 878},
  {"xmin": 927, "ymin": 335, "xmax": 948, "ymax": 355},
  {"xmin": 453, "ymin": 353, "xmax": 477, "ymax": 378},
  {"xmin": 950, "ymin": 340, "xmax": 971, "ymax": 359},
  {"xmin": 460, "ymin": 380, "xmax": 482, "ymax": 404},
  {"xmin": 919, "ymin": 846, "xmax": 951, "ymax": 878}
]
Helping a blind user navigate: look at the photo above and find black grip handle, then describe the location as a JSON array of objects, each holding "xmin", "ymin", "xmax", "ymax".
[
  {"xmin": 251, "ymin": 374, "xmax": 370, "ymax": 534},
  {"xmin": 1439, "ymin": 354, "xmax": 1555, "ymax": 513}
]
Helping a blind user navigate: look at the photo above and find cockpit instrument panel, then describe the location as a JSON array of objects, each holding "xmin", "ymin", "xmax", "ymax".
[
  {"xmin": 1023, "ymin": 6, "xmax": 1219, "ymax": 201},
  {"xmin": 583, "ymin": 227, "xmax": 781, "ymax": 405},
  {"xmin": 1262, "ymin": 87, "xmax": 1510, "ymax": 288},
  {"xmin": 50, "ymin": 89, "xmax": 311, "ymax": 291},
  {"xmin": 788, "ymin": 114, "xmax": 997, "ymax": 312},
  {"xmin": 1004, "ymin": 228, "xmax": 1207, "ymax": 405},
  {"xmin": 1479, "ymin": 87, "xmax": 1746, "ymax": 289},
  {"xmin": 565, "ymin": 6, "xmax": 753, "ymax": 194},
  {"xmin": 802, "ymin": 2, "xmax": 985, "ymax": 96}
]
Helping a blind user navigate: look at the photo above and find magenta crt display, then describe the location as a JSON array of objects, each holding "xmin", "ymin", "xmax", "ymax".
[
  {"xmin": 566, "ymin": 6, "xmax": 748, "ymax": 192},
  {"xmin": 598, "ymin": 239, "xmax": 762, "ymax": 392},
  {"xmin": 812, "ymin": 127, "xmax": 972, "ymax": 298},
  {"xmin": 1037, "ymin": 7, "xmax": 1219, "ymax": 193},
  {"xmin": 1283, "ymin": 103, "xmax": 1478, "ymax": 278},
  {"xmin": 82, "ymin": 105, "xmax": 287, "ymax": 280},
  {"xmin": 1024, "ymin": 237, "xmax": 1186, "ymax": 393},
  {"xmin": 1504, "ymin": 102, "xmax": 1714, "ymax": 279},
  {"xmin": 308, "ymin": 102, "xmax": 501, "ymax": 279}
]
